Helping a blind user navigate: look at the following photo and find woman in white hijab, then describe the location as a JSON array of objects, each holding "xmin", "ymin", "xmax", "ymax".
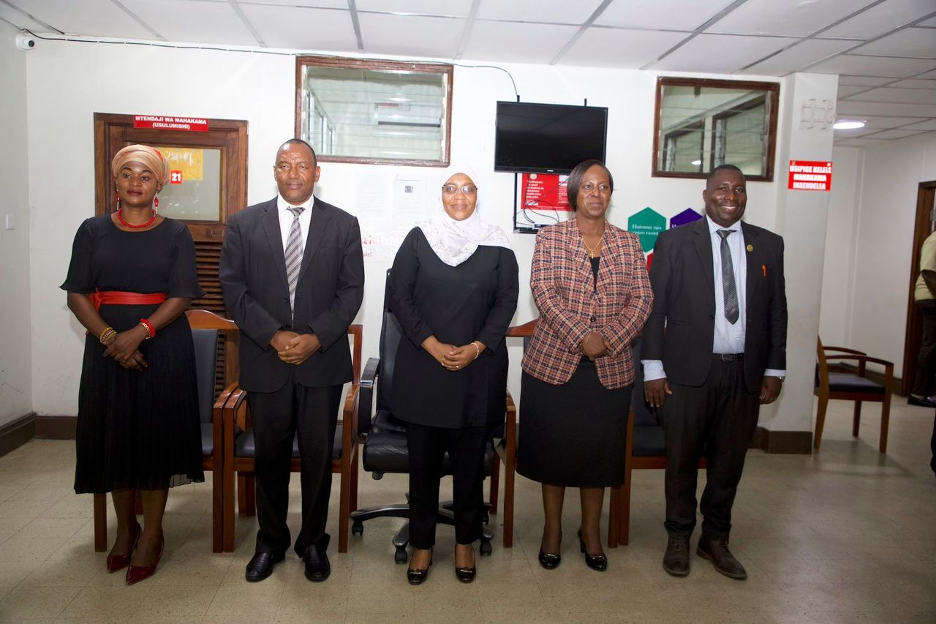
[{"xmin": 387, "ymin": 168, "xmax": 519, "ymax": 585}]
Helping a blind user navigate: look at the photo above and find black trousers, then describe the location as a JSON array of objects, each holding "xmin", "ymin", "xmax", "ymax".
[
  {"xmin": 661, "ymin": 358, "xmax": 760, "ymax": 539},
  {"xmin": 405, "ymin": 422, "xmax": 487, "ymax": 549},
  {"xmin": 913, "ymin": 299, "xmax": 936, "ymax": 397},
  {"xmin": 247, "ymin": 373, "xmax": 341, "ymax": 557}
]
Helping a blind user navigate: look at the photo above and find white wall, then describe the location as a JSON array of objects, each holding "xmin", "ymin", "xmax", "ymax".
[
  {"xmin": 26, "ymin": 39, "xmax": 811, "ymax": 429},
  {"xmin": 0, "ymin": 23, "xmax": 33, "ymax": 426}
]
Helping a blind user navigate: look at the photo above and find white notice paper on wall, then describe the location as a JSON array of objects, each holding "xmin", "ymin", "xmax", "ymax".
[{"xmin": 393, "ymin": 176, "xmax": 428, "ymax": 223}]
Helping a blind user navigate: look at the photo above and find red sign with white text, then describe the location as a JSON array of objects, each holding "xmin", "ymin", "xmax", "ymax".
[
  {"xmin": 170, "ymin": 170, "xmax": 183, "ymax": 184},
  {"xmin": 133, "ymin": 115, "xmax": 209, "ymax": 132},
  {"xmin": 788, "ymin": 160, "xmax": 832, "ymax": 191},
  {"xmin": 521, "ymin": 173, "xmax": 571, "ymax": 211}
]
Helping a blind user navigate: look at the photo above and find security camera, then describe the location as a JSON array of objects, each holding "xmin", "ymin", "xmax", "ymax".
[{"xmin": 15, "ymin": 32, "xmax": 35, "ymax": 51}]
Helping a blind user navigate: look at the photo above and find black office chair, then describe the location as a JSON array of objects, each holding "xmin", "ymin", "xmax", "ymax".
[{"xmin": 350, "ymin": 275, "xmax": 498, "ymax": 563}]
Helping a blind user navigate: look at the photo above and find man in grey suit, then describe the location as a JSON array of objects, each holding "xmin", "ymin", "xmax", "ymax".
[
  {"xmin": 642, "ymin": 164, "xmax": 787, "ymax": 580},
  {"xmin": 220, "ymin": 139, "xmax": 364, "ymax": 583}
]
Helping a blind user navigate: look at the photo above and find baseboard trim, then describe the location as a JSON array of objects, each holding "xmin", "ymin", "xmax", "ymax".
[
  {"xmin": 0, "ymin": 413, "xmax": 36, "ymax": 458},
  {"xmin": 34, "ymin": 415, "xmax": 77, "ymax": 440},
  {"xmin": 751, "ymin": 427, "xmax": 812, "ymax": 454}
]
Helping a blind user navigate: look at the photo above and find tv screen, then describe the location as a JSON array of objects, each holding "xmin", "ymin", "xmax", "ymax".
[{"xmin": 494, "ymin": 102, "xmax": 608, "ymax": 174}]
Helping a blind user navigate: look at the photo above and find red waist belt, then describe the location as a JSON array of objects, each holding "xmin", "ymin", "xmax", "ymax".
[{"xmin": 88, "ymin": 291, "xmax": 167, "ymax": 310}]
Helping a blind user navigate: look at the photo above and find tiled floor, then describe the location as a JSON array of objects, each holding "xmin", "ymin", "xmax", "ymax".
[{"xmin": 0, "ymin": 398, "xmax": 934, "ymax": 623}]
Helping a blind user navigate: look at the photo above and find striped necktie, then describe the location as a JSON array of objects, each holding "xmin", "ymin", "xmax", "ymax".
[{"xmin": 285, "ymin": 206, "xmax": 304, "ymax": 315}]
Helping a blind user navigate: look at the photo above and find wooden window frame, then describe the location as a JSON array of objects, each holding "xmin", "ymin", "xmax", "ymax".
[{"xmin": 295, "ymin": 55, "xmax": 453, "ymax": 168}]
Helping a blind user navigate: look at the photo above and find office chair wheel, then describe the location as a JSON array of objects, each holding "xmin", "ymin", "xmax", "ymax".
[
  {"xmin": 479, "ymin": 540, "xmax": 492, "ymax": 556},
  {"xmin": 372, "ymin": 472, "xmax": 384, "ymax": 481},
  {"xmin": 351, "ymin": 521, "xmax": 364, "ymax": 536},
  {"xmin": 394, "ymin": 545, "xmax": 408, "ymax": 564}
]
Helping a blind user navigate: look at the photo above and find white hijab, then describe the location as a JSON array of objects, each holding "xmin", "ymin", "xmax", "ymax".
[{"xmin": 418, "ymin": 166, "xmax": 512, "ymax": 267}]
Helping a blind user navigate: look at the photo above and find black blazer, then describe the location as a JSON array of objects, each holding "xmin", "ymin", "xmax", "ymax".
[
  {"xmin": 219, "ymin": 197, "xmax": 365, "ymax": 393},
  {"xmin": 642, "ymin": 217, "xmax": 787, "ymax": 392}
]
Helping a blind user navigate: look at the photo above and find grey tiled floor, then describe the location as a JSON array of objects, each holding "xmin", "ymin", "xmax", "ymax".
[{"xmin": 0, "ymin": 397, "xmax": 934, "ymax": 623}]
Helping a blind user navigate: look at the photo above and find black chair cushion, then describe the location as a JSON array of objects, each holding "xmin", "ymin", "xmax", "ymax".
[
  {"xmin": 827, "ymin": 373, "xmax": 885, "ymax": 394},
  {"xmin": 201, "ymin": 423, "xmax": 214, "ymax": 457},
  {"xmin": 362, "ymin": 410, "xmax": 495, "ymax": 475},
  {"xmin": 632, "ymin": 425, "xmax": 666, "ymax": 457},
  {"xmin": 191, "ymin": 329, "xmax": 219, "ymax": 425},
  {"xmin": 234, "ymin": 423, "xmax": 345, "ymax": 461}
]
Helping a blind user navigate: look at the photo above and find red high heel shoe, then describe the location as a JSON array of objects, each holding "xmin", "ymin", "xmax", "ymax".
[
  {"xmin": 125, "ymin": 535, "xmax": 164, "ymax": 585},
  {"xmin": 106, "ymin": 523, "xmax": 141, "ymax": 573}
]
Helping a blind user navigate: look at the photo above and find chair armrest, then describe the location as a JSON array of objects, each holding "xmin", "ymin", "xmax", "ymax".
[
  {"xmin": 357, "ymin": 357, "xmax": 380, "ymax": 435},
  {"xmin": 225, "ymin": 386, "xmax": 250, "ymax": 432},
  {"xmin": 823, "ymin": 345, "xmax": 867, "ymax": 356},
  {"xmin": 824, "ymin": 354, "xmax": 895, "ymax": 383},
  {"xmin": 504, "ymin": 391, "xmax": 517, "ymax": 457},
  {"xmin": 342, "ymin": 383, "xmax": 359, "ymax": 440}
]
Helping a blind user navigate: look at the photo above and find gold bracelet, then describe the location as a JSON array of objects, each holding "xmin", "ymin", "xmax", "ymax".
[
  {"xmin": 472, "ymin": 342, "xmax": 481, "ymax": 359},
  {"xmin": 99, "ymin": 327, "xmax": 115, "ymax": 344}
]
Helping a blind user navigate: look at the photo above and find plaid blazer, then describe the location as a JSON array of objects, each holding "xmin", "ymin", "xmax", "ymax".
[{"xmin": 521, "ymin": 219, "xmax": 653, "ymax": 389}]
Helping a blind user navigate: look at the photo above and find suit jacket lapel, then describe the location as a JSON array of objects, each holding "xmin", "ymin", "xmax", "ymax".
[
  {"xmin": 690, "ymin": 218, "xmax": 714, "ymax": 285},
  {"xmin": 741, "ymin": 222, "xmax": 760, "ymax": 309},
  {"xmin": 261, "ymin": 200, "xmax": 289, "ymax": 291},
  {"xmin": 297, "ymin": 197, "xmax": 332, "ymax": 285}
]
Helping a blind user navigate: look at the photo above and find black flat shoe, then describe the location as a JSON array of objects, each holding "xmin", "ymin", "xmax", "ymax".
[
  {"xmin": 407, "ymin": 548, "xmax": 433, "ymax": 585},
  {"xmin": 454, "ymin": 545, "xmax": 476, "ymax": 583},
  {"xmin": 245, "ymin": 551, "xmax": 285, "ymax": 582},
  {"xmin": 303, "ymin": 534, "xmax": 331, "ymax": 583},
  {"xmin": 578, "ymin": 530, "xmax": 607, "ymax": 572},
  {"xmin": 538, "ymin": 550, "xmax": 561, "ymax": 570}
]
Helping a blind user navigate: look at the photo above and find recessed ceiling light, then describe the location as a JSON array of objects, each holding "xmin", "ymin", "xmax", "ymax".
[{"xmin": 833, "ymin": 120, "xmax": 865, "ymax": 130}]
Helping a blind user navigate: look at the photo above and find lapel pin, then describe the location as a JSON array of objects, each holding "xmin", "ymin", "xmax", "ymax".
[{"xmin": 746, "ymin": 244, "xmax": 754, "ymax": 252}]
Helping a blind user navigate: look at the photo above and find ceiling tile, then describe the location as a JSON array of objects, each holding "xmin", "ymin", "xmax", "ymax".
[
  {"xmin": 356, "ymin": 0, "xmax": 474, "ymax": 17},
  {"xmin": 837, "ymin": 99, "xmax": 936, "ymax": 117},
  {"xmin": 121, "ymin": 0, "xmax": 257, "ymax": 45},
  {"xmin": 240, "ymin": 0, "xmax": 348, "ymax": 7},
  {"xmin": 889, "ymin": 78, "xmax": 936, "ymax": 88},
  {"xmin": 648, "ymin": 33, "xmax": 799, "ymax": 74},
  {"xmin": 806, "ymin": 54, "xmax": 936, "ymax": 77},
  {"xmin": 477, "ymin": 0, "xmax": 600, "ymax": 25},
  {"xmin": 851, "ymin": 27, "xmax": 936, "ymax": 58},
  {"xmin": 859, "ymin": 116, "xmax": 927, "ymax": 129},
  {"xmin": 834, "ymin": 137, "xmax": 892, "ymax": 145},
  {"xmin": 821, "ymin": 0, "xmax": 936, "ymax": 38},
  {"xmin": 0, "ymin": 3, "xmax": 48, "ymax": 31},
  {"xmin": 917, "ymin": 69, "xmax": 936, "ymax": 79},
  {"xmin": 900, "ymin": 119, "xmax": 936, "ymax": 130},
  {"xmin": 740, "ymin": 38, "xmax": 857, "ymax": 75},
  {"xmin": 917, "ymin": 16, "xmax": 936, "ymax": 26},
  {"xmin": 838, "ymin": 75, "xmax": 896, "ymax": 87},
  {"xmin": 461, "ymin": 20, "xmax": 578, "ymax": 64},
  {"xmin": 596, "ymin": 0, "xmax": 737, "ymax": 31},
  {"xmin": 559, "ymin": 27, "xmax": 690, "ymax": 68},
  {"xmin": 359, "ymin": 13, "xmax": 463, "ymax": 58},
  {"xmin": 240, "ymin": 4, "xmax": 356, "ymax": 50},
  {"xmin": 11, "ymin": 0, "xmax": 155, "ymax": 38},
  {"xmin": 837, "ymin": 85, "xmax": 871, "ymax": 98},
  {"xmin": 707, "ymin": 0, "xmax": 865, "ymax": 37},
  {"xmin": 865, "ymin": 128, "xmax": 930, "ymax": 139},
  {"xmin": 848, "ymin": 86, "xmax": 936, "ymax": 105}
]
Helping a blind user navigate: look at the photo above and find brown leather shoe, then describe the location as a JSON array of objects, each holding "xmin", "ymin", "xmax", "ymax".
[
  {"xmin": 696, "ymin": 536, "xmax": 747, "ymax": 580},
  {"xmin": 662, "ymin": 536, "xmax": 690, "ymax": 576}
]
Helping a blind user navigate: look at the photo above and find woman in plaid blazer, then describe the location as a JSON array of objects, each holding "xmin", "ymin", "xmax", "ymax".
[{"xmin": 518, "ymin": 160, "xmax": 652, "ymax": 572}]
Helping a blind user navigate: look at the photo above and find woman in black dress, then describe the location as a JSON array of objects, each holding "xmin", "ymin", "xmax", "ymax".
[
  {"xmin": 62, "ymin": 144, "xmax": 205, "ymax": 585},
  {"xmin": 517, "ymin": 160, "xmax": 653, "ymax": 572},
  {"xmin": 388, "ymin": 169, "xmax": 518, "ymax": 585}
]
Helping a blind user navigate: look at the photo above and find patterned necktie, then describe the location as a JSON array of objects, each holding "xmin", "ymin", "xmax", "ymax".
[
  {"xmin": 285, "ymin": 206, "xmax": 304, "ymax": 315},
  {"xmin": 717, "ymin": 229, "xmax": 739, "ymax": 325}
]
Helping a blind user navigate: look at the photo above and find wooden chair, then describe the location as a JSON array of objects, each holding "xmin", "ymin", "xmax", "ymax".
[
  {"xmin": 93, "ymin": 309, "xmax": 239, "ymax": 554},
  {"xmin": 221, "ymin": 325, "xmax": 363, "ymax": 553},
  {"xmin": 815, "ymin": 338, "xmax": 894, "ymax": 453}
]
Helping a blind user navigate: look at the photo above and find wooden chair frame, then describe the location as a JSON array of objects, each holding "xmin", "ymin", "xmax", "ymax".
[
  {"xmin": 815, "ymin": 338, "xmax": 894, "ymax": 453},
  {"xmin": 220, "ymin": 325, "xmax": 363, "ymax": 553},
  {"xmin": 93, "ymin": 309, "xmax": 239, "ymax": 554}
]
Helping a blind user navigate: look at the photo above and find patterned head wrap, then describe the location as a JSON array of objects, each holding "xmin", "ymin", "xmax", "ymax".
[{"xmin": 111, "ymin": 144, "xmax": 171, "ymax": 188}]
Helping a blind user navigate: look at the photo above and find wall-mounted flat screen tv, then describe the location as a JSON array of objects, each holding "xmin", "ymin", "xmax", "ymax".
[{"xmin": 494, "ymin": 101, "xmax": 608, "ymax": 174}]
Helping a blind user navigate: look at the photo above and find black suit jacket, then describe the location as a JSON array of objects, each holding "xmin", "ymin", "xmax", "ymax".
[
  {"xmin": 643, "ymin": 217, "xmax": 787, "ymax": 392},
  {"xmin": 219, "ymin": 197, "xmax": 365, "ymax": 393}
]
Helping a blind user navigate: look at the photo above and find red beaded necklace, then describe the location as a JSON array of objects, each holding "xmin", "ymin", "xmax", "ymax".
[{"xmin": 117, "ymin": 208, "xmax": 157, "ymax": 229}]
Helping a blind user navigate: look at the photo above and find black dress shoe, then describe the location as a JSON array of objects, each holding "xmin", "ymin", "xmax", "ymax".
[
  {"xmin": 407, "ymin": 548, "xmax": 432, "ymax": 585},
  {"xmin": 697, "ymin": 535, "xmax": 747, "ymax": 580},
  {"xmin": 245, "ymin": 551, "xmax": 284, "ymax": 582},
  {"xmin": 662, "ymin": 536, "xmax": 690, "ymax": 577},
  {"xmin": 454, "ymin": 546, "xmax": 476, "ymax": 583},
  {"xmin": 908, "ymin": 395, "xmax": 936, "ymax": 408},
  {"xmin": 303, "ymin": 534, "xmax": 331, "ymax": 583},
  {"xmin": 577, "ymin": 530, "xmax": 607, "ymax": 572},
  {"xmin": 538, "ymin": 550, "xmax": 561, "ymax": 570}
]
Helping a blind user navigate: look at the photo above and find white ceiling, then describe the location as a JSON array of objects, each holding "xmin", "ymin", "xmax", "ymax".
[{"xmin": 1, "ymin": 0, "xmax": 934, "ymax": 147}]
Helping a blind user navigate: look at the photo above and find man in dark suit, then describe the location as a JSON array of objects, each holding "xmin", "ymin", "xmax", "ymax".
[
  {"xmin": 642, "ymin": 164, "xmax": 787, "ymax": 580},
  {"xmin": 219, "ymin": 139, "xmax": 364, "ymax": 583}
]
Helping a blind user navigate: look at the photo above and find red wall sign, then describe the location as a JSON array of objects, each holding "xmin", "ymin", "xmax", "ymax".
[
  {"xmin": 170, "ymin": 170, "xmax": 183, "ymax": 184},
  {"xmin": 521, "ymin": 173, "xmax": 571, "ymax": 212},
  {"xmin": 788, "ymin": 160, "xmax": 832, "ymax": 191},
  {"xmin": 133, "ymin": 115, "xmax": 209, "ymax": 132}
]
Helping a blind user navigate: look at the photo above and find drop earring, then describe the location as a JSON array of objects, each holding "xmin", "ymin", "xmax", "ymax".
[
  {"xmin": 115, "ymin": 192, "xmax": 121, "ymax": 212},
  {"xmin": 153, "ymin": 194, "xmax": 159, "ymax": 213}
]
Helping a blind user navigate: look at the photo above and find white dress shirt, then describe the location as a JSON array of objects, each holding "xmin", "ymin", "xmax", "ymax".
[
  {"xmin": 643, "ymin": 215, "xmax": 785, "ymax": 382},
  {"xmin": 276, "ymin": 194, "xmax": 315, "ymax": 254}
]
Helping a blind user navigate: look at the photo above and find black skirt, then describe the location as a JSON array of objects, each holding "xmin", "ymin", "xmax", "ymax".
[{"xmin": 517, "ymin": 360, "xmax": 632, "ymax": 488}]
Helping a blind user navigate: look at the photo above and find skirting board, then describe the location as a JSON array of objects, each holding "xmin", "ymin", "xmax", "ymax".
[
  {"xmin": 0, "ymin": 414, "xmax": 77, "ymax": 458},
  {"xmin": 751, "ymin": 427, "xmax": 812, "ymax": 454}
]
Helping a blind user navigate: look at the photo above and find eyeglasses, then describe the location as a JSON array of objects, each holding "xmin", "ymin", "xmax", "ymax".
[{"xmin": 442, "ymin": 185, "xmax": 478, "ymax": 195}]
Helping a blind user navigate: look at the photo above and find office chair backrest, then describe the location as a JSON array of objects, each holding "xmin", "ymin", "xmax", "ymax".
[
  {"xmin": 376, "ymin": 271, "xmax": 404, "ymax": 414},
  {"xmin": 191, "ymin": 328, "xmax": 220, "ymax": 425}
]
